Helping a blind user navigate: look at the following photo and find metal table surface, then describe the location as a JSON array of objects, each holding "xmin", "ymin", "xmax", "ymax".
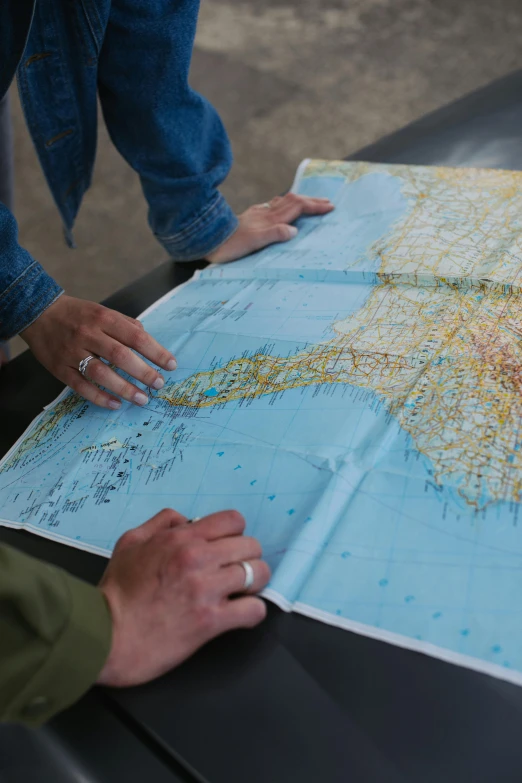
[{"xmin": 3, "ymin": 70, "xmax": 522, "ymax": 782}]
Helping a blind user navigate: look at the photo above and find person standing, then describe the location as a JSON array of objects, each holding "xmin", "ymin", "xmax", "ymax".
[{"xmin": 0, "ymin": 0, "xmax": 333, "ymax": 405}]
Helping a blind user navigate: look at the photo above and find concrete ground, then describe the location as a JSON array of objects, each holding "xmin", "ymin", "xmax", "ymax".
[{"xmin": 9, "ymin": 0, "xmax": 522, "ymax": 354}]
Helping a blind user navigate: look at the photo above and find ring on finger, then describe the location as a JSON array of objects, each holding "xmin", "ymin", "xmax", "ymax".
[
  {"xmin": 78, "ymin": 355, "xmax": 96, "ymax": 378},
  {"xmin": 239, "ymin": 560, "xmax": 255, "ymax": 591},
  {"xmin": 186, "ymin": 516, "xmax": 201, "ymax": 525},
  {"xmin": 261, "ymin": 202, "xmax": 271, "ymax": 209}
]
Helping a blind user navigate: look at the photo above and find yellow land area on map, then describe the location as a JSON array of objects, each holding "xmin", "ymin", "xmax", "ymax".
[{"xmin": 159, "ymin": 161, "xmax": 522, "ymax": 509}]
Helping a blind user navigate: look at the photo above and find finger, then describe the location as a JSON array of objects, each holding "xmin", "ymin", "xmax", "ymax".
[
  {"xmin": 80, "ymin": 357, "xmax": 152, "ymax": 407},
  {"xmin": 190, "ymin": 509, "xmax": 246, "ymax": 541},
  {"xmin": 117, "ymin": 508, "xmax": 188, "ymax": 548},
  {"xmin": 217, "ymin": 558, "xmax": 271, "ymax": 596},
  {"xmin": 121, "ymin": 314, "xmax": 145, "ymax": 330},
  {"xmin": 64, "ymin": 367, "xmax": 122, "ymax": 410},
  {"xmin": 263, "ymin": 194, "xmax": 333, "ymax": 217},
  {"xmin": 104, "ymin": 317, "xmax": 177, "ymax": 372},
  {"xmin": 207, "ymin": 535, "xmax": 262, "ymax": 567},
  {"xmin": 270, "ymin": 194, "xmax": 334, "ymax": 223},
  {"xmin": 84, "ymin": 337, "xmax": 166, "ymax": 395},
  {"xmin": 218, "ymin": 596, "xmax": 268, "ymax": 632},
  {"xmin": 251, "ymin": 223, "xmax": 298, "ymax": 252},
  {"xmin": 269, "ymin": 194, "xmax": 332, "ymax": 209}
]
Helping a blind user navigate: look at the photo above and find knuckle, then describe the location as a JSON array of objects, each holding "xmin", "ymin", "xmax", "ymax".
[
  {"xmin": 98, "ymin": 308, "xmax": 116, "ymax": 328},
  {"xmin": 130, "ymin": 328, "xmax": 149, "ymax": 354},
  {"xmin": 117, "ymin": 528, "xmax": 140, "ymax": 548},
  {"xmin": 92, "ymin": 389, "xmax": 110, "ymax": 408},
  {"xmin": 87, "ymin": 360, "xmax": 104, "ymax": 382},
  {"xmin": 253, "ymin": 540, "xmax": 263, "ymax": 560},
  {"xmin": 87, "ymin": 304, "xmax": 107, "ymax": 327},
  {"xmin": 144, "ymin": 365, "xmax": 159, "ymax": 386},
  {"xmin": 120, "ymin": 380, "xmax": 138, "ymax": 399},
  {"xmin": 75, "ymin": 323, "xmax": 92, "ymax": 342},
  {"xmin": 245, "ymin": 537, "xmax": 262, "ymax": 559},
  {"xmin": 108, "ymin": 343, "xmax": 130, "ymax": 366},
  {"xmin": 177, "ymin": 542, "xmax": 203, "ymax": 571},
  {"xmin": 285, "ymin": 192, "xmax": 300, "ymax": 204}
]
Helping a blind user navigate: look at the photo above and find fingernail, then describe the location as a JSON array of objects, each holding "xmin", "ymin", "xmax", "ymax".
[
  {"xmin": 108, "ymin": 400, "xmax": 121, "ymax": 410},
  {"xmin": 288, "ymin": 226, "xmax": 298, "ymax": 237},
  {"xmin": 133, "ymin": 391, "xmax": 149, "ymax": 406},
  {"xmin": 166, "ymin": 358, "xmax": 177, "ymax": 371},
  {"xmin": 152, "ymin": 376, "xmax": 165, "ymax": 390}
]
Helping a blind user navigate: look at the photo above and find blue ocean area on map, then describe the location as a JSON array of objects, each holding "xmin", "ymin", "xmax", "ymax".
[
  {"xmin": 3, "ymin": 159, "xmax": 522, "ymax": 685},
  {"xmin": 201, "ymin": 171, "xmax": 408, "ymax": 283}
]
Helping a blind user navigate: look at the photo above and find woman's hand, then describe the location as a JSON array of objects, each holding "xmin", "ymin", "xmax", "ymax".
[
  {"xmin": 205, "ymin": 192, "xmax": 334, "ymax": 264},
  {"xmin": 21, "ymin": 295, "xmax": 177, "ymax": 410}
]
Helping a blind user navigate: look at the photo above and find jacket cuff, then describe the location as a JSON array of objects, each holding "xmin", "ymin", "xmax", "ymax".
[
  {"xmin": 155, "ymin": 192, "xmax": 239, "ymax": 262},
  {"xmin": 6, "ymin": 576, "xmax": 112, "ymax": 727},
  {"xmin": 0, "ymin": 260, "xmax": 63, "ymax": 341}
]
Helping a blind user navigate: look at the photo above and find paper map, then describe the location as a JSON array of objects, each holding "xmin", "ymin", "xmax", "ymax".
[{"xmin": 3, "ymin": 158, "xmax": 522, "ymax": 684}]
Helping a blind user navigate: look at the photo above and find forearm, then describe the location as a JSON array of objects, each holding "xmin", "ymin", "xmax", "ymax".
[
  {"xmin": 0, "ymin": 545, "xmax": 112, "ymax": 726},
  {"xmin": 0, "ymin": 203, "xmax": 63, "ymax": 340}
]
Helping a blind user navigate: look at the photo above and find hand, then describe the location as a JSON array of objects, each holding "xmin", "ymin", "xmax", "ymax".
[
  {"xmin": 205, "ymin": 193, "xmax": 334, "ymax": 264},
  {"xmin": 21, "ymin": 295, "xmax": 177, "ymax": 410},
  {"xmin": 97, "ymin": 508, "xmax": 270, "ymax": 687}
]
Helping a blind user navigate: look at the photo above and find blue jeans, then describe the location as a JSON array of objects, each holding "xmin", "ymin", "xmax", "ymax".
[{"xmin": 0, "ymin": 92, "xmax": 13, "ymax": 362}]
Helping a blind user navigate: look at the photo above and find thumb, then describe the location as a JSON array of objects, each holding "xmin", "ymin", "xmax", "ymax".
[{"xmin": 254, "ymin": 223, "xmax": 298, "ymax": 251}]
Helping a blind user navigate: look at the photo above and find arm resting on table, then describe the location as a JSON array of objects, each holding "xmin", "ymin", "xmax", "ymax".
[{"xmin": 0, "ymin": 544, "xmax": 111, "ymax": 727}]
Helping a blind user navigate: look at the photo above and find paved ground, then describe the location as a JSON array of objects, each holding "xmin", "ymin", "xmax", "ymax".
[{"xmin": 9, "ymin": 0, "xmax": 522, "ymax": 354}]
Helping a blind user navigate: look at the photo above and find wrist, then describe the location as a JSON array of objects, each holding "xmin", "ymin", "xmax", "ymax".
[
  {"xmin": 19, "ymin": 291, "xmax": 65, "ymax": 343},
  {"xmin": 96, "ymin": 584, "xmax": 124, "ymax": 686},
  {"xmin": 97, "ymin": 582, "xmax": 140, "ymax": 688},
  {"xmin": 20, "ymin": 292, "xmax": 67, "ymax": 341}
]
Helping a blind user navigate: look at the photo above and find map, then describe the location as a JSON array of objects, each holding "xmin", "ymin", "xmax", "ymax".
[{"xmin": 3, "ymin": 158, "xmax": 522, "ymax": 685}]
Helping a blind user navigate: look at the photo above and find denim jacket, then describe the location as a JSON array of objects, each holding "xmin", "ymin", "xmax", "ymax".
[{"xmin": 0, "ymin": 0, "xmax": 237, "ymax": 340}]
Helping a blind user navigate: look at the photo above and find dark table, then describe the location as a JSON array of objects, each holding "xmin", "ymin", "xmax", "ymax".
[{"xmin": 3, "ymin": 71, "xmax": 522, "ymax": 783}]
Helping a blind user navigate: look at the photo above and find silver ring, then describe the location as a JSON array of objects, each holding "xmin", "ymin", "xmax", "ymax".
[
  {"xmin": 239, "ymin": 560, "xmax": 254, "ymax": 591},
  {"xmin": 78, "ymin": 355, "xmax": 96, "ymax": 377},
  {"xmin": 187, "ymin": 516, "xmax": 201, "ymax": 524},
  {"xmin": 261, "ymin": 202, "xmax": 271, "ymax": 209}
]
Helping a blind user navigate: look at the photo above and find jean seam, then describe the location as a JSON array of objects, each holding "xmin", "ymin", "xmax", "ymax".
[
  {"xmin": 156, "ymin": 193, "xmax": 223, "ymax": 245},
  {"xmin": 0, "ymin": 261, "xmax": 38, "ymax": 304}
]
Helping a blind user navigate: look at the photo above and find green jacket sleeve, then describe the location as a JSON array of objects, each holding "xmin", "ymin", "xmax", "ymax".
[{"xmin": 0, "ymin": 544, "xmax": 112, "ymax": 727}]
